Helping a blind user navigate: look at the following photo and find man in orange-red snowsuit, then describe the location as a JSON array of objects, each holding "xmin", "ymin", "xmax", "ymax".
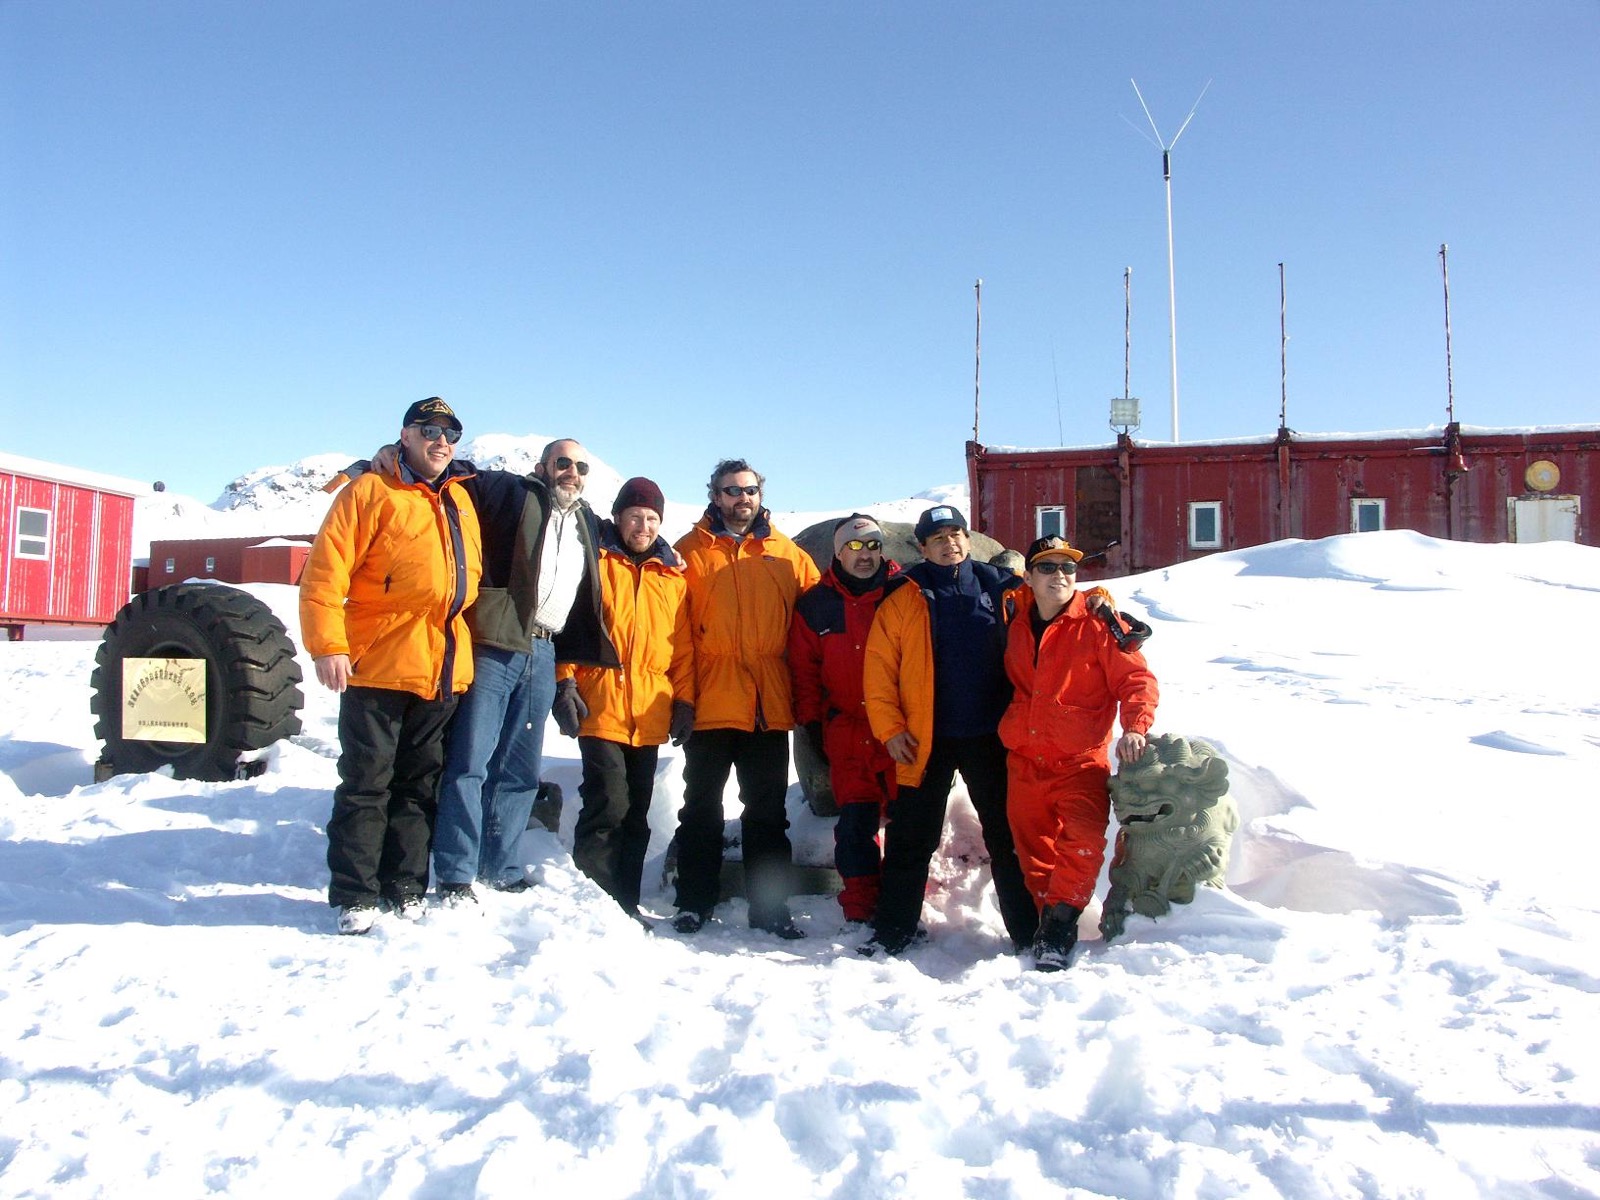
[{"xmin": 1000, "ymin": 535, "xmax": 1158, "ymax": 972}]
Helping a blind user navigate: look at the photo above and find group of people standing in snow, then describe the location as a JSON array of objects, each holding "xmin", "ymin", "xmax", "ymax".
[{"xmin": 299, "ymin": 396, "xmax": 1158, "ymax": 971}]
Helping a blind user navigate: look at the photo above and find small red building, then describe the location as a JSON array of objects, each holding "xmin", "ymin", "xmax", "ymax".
[
  {"xmin": 145, "ymin": 534, "xmax": 317, "ymax": 591},
  {"xmin": 1, "ymin": 451, "xmax": 149, "ymax": 639},
  {"xmin": 967, "ymin": 424, "xmax": 1597, "ymax": 578}
]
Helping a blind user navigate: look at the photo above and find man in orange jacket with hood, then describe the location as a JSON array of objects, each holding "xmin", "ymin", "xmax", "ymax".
[
  {"xmin": 300, "ymin": 397, "xmax": 482, "ymax": 935},
  {"xmin": 670, "ymin": 458, "xmax": 820, "ymax": 938}
]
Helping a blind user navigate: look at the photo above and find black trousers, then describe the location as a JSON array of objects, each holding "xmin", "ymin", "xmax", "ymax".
[
  {"xmin": 674, "ymin": 727, "xmax": 792, "ymax": 922},
  {"xmin": 875, "ymin": 732, "xmax": 1039, "ymax": 948},
  {"xmin": 573, "ymin": 737, "xmax": 660, "ymax": 912},
  {"xmin": 326, "ymin": 684, "xmax": 457, "ymax": 908}
]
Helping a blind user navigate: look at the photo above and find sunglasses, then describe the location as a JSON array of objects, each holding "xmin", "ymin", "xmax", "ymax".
[
  {"xmin": 413, "ymin": 423, "xmax": 462, "ymax": 445},
  {"xmin": 1032, "ymin": 560, "xmax": 1077, "ymax": 575},
  {"xmin": 842, "ymin": 539, "xmax": 882, "ymax": 552},
  {"xmin": 720, "ymin": 485, "xmax": 760, "ymax": 497},
  {"xmin": 553, "ymin": 456, "xmax": 590, "ymax": 476}
]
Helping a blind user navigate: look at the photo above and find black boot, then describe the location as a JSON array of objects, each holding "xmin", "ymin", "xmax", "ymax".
[{"xmin": 1031, "ymin": 903, "xmax": 1082, "ymax": 972}]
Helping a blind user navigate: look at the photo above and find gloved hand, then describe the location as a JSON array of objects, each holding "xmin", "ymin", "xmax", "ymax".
[
  {"xmin": 802, "ymin": 720, "xmax": 828, "ymax": 764},
  {"xmin": 669, "ymin": 700, "xmax": 695, "ymax": 746},
  {"xmin": 552, "ymin": 678, "xmax": 587, "ymax": 738}
]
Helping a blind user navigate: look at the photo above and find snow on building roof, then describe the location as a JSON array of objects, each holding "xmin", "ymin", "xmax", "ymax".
[
  {"xmin": 982, "ymin": 423, "xmax": 1600, "ymax": 455},
  {"xmin": 0, "ymin": 450, "xmax": 153, "ymax": 497}
]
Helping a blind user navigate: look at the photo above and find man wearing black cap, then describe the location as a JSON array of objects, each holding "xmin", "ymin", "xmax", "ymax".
[
  {"xmin": 301, "ymin": 397, "xmax": 483, "ymax": 934},
  {"xmin": 362, "ymin": 432, "xmax": 619, "ymax": 903},
  {"xmin": 552, "ymin": 477, "xmax": 696, "ymax": 918},
  {"xmin": 860, "ymin": 503, "xmax": 1037, "ymax": 956}
]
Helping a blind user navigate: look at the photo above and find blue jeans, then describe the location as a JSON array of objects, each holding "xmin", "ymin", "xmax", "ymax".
[{"xmin": 432, "ymin": 639, "xmax": 556, "ymax": 887}]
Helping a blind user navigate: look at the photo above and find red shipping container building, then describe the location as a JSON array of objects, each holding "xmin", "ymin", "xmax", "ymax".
[
  {"xmin": 144, "ymin": 534, "xmax": 316, "ymax": 591},
  {"xmin": 1, "ymin": 451, "xmax": 149, "ymax": 639},
  {"xmin": 967, "ymin": 423, "xmax": 1597, "ymax": 580}
]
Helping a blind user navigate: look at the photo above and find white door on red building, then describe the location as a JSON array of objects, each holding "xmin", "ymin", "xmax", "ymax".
[{"xmin": 1508, "ymin": 496, "xmax": 1580, "ymax": 543}]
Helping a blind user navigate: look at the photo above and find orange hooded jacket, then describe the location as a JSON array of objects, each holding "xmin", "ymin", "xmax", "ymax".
[
  {"xmin": 998, "ymin": 590, "xmax": 1158, "ymax": 768},
  {"xmin": 559, "ymin": 527, "xmax": 695, "ymax": 746},
  {"xmin": 299, "ymin": 464, "xmax": 482, "ymax": 699},
  {"xmin": 674, "ymin": 508, "xmax": 820, "ymax": 733}
]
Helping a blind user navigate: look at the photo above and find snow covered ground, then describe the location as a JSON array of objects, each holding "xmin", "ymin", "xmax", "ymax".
[{"xmin": 3, "ymin": 512, "xmax": 1600, "ymax": 1197}]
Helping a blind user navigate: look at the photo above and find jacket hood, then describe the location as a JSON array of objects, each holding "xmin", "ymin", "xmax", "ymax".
[
  {"xmin": 699, "ymin": 505, "xmax": 774, "ymax": 540},
  {"xmin": 598, "ymin": 518, "xmax": 679, "ymax": 568}
]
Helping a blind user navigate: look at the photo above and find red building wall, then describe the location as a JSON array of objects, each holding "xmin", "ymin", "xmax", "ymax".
[
  {"xmin": 969, "ymin": 426, "xmax": 1598, "ymax": 576},
  {"xmin": 147, "ymin": 536, "xmax": 316, "ymax": 589},
  {"xmin": 1, "ymin": 462, "xmax": 140, "ymax": 629}
]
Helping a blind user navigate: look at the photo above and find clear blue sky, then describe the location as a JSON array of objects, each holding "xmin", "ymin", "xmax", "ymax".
[{"xmin": 3, "ymin": 2, "xmax": 1596, "ymax": 510}]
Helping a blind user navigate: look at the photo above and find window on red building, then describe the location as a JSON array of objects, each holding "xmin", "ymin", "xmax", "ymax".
[
  {"xmin": 1188, "ymin": 501, "xmax": 1223, "ymax": 549},
  {"xmin": 15, "ymin": 507, "xmax": 49, "ymax": 559}
]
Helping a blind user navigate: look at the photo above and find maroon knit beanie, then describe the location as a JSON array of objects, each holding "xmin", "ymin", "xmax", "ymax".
[{"xmin": 612, "ymin": 476, "xmax": 665, "ymax": 520}]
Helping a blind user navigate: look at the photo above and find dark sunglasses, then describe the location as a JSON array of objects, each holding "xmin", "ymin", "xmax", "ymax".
[
  {"xmin": 553, "ymin": 456, "xmax": 590, "ymax": 476},
  {"xmin": 413, "ymin": 423, "xmax": 462, "ymax": 445},
  {"xmin": 720, "ymin": 484, "xmax": 760, "ymax": 497},
  {"xmin": 1032, "ymin": 560, "xmax": 1077, "ymax": 575},
  {"xmin": 842, "ymin": 539, "xmax": 883, "ymax": 552}
]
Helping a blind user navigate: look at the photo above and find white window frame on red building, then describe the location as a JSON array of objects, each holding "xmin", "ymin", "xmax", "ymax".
[
  {"xmin": 14, "ymin": 506, "xmax": 50, "ymax": 560},
  {"xmin": 1188, "ymin": 501, "xmax": 1223, "ymax": 549},
  {"xmin": 1035, "ymin": 505, "xmax": 1067, "ymax": 539}
]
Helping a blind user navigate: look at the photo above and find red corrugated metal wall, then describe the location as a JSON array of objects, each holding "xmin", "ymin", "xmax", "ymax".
[
  {"xmin": 1, "ymin": 469, "xmax": 135, "ymax": 625},
  {"xmin": 970, "ymin": 428, "xmax": 1598, "ymax": 575}
]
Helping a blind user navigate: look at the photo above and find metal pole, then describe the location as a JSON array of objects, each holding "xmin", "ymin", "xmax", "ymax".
[
  {"xmin": 1163, "ymin": 150, "xmax": 1180, "ymax": 441},
  {"xmin": 1124, "ymin": 267, "xmax": 1132, "ymax": 399},
  {"xmin": 1439, "ymin": 244, "xmax": 1455, "ymax": 425},
  {"xmin": 1279, "ymin": 262, "xmax": 1288, "ymax": 430},
  {"xmin": 1131, "ymin": 78, "xmax": 1207, "ymax": 444},
  {"xmin": 973, "ymin": 278, "xmax": 983, "ymax": 442}
]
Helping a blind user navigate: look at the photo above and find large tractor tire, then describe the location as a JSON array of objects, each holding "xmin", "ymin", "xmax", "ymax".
[{"xmin": 90, "ymin": 583, "xmax": 304, "ymax": 782}]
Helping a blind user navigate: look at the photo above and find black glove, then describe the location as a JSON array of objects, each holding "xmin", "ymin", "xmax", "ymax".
[
  {"xmin": 552, "ymin": 678, "xmax": 587, "ymax": 738},
  {"xmin": 802, "ymin": 720, "xmax": 828, "ymax": 764},
  {"xmin": 669, "ymin": 700, "xmax": 695, "ymax": 747}
]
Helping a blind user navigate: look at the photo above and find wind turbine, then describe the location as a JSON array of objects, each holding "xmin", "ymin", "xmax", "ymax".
[{"xmin": 1129, "ymin": 78, "xmax": 1209, "ymax": 442}]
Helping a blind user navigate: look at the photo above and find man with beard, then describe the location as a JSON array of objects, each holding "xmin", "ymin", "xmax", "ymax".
[
  {"xmin": 301, "ymin": 397, "xmax": 482, "ymax": 934},
  {"xmin": 670, "ymin": 459, "xmax": 820, "ymax": 938},
  {"xmin": 433, "ymin": 437, "xmax": 620, "ymax": 899},
  {"xmin": 788, "ymin": 513, "xmax": 904, "ymax": 925},
  {"xmin": 553, "ymin": 477, "xmax": 696, "ymax": 919}
]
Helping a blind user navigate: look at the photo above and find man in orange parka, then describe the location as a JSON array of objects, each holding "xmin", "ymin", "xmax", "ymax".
[
  {"xmin": 1000, "ymin": 535, "xmax": 1159, "ymax": 971},
  {"xmin": 300, "ymin": 397, "xmax": 483, "ymax": 935},
  {"xmin": 670, "ymin": 458, "xmax": 820, "ymax": 938},
  {"xmin": 553, "ymin": 477, "xmax": 696, "ymax": 918}
]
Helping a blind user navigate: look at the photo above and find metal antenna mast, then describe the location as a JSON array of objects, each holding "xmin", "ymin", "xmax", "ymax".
[
  {"xmin": 1131, "ymin": 78, "xmax": 1209, "ymax": 442},
  {"xmin": 1279, "ymin": 262, "xmax": 1288, "ymax": 430},
  {"xmin": 1123, "ymin": 267, "xmax": 1133, "ymax": 400},
  {"xmin": 1439, "ymin": 244, "xmax": 1456, "ymax": 424},
  {"xmin": 972, "ymin": 278, "xmax": 983, "ymax": 441}
]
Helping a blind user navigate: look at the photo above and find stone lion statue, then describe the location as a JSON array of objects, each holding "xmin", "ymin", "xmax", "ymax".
[{"xmin": 1100, "ymin": 733, "xmax": 1238, "ymax": 942}]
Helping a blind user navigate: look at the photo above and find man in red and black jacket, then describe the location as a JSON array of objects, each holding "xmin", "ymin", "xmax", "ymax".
[{"xmin": 788, "ymin": 514, "xmax": 906, "ymax": 924}]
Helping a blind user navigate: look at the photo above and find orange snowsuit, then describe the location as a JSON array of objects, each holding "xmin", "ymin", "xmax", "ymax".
[
  {"xmin": 999, "ymin": 590, "xmax": 1158, "ymax": 911},
  {"xmin": 559, "ymin": 535, "xmax": 695, "ymax": 747},
  {"xmin": 674, "ymin": 510, "xmax": 820, "ymax": 732},
  {"xmin": 300, "ymin": 463, "xmax": 483, "ymax": 699}
]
